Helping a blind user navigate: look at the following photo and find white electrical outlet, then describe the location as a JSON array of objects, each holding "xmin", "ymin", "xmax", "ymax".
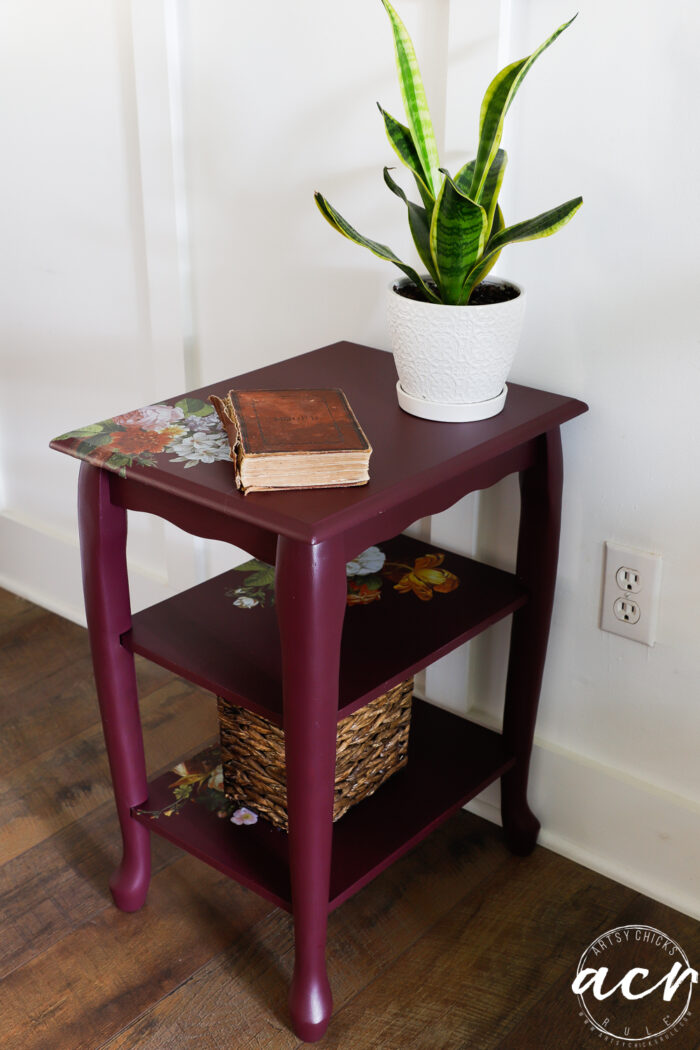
[
  {"xmin": 613, "ymin": 596, "xmax": 640, "ymax": 624},
  {"xmin": 600, "ymin": 542, "xmax": 662, "ymax": 646},
  {"xmin": 615, "ymin": 566, "xmax": 641, "ymax": 593}
]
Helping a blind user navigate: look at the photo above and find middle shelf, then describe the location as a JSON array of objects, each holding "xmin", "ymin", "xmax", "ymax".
[{"xmin": 123, "ymin": 532, "xmax": 527, "ymax": 725}]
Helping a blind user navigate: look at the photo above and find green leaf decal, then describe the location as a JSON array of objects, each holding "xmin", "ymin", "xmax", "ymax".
[
  {"xmin": 314, "ymin": 192, "xmax": 440, "ymax": 303},
  {"xmin": 379, "ymin": 0, "xmax": 441, "ymax": 197},
  {"xmin": 234, "ymin": 558, "xmax": 270, "ymax": 573},
  {"xmin": 84, "ymin": 432, "xmax": 114, "ymax": 448},
  {"xmin": 430, "ymin": 176, "xmax": 487, "ymax": 304},
  {"xmin": 56, "ymin": 422, "xmax": 109, "ymax": 440},
  {"xmin": 106, "ymin": 452, "xmax": 131, "ymax": 469},
  {"xmin": 76, "ymin": 440, "xmax": 98, "ymax": 458},
  {"xmin": 175, "ymin": 398, "xmax": 213, "ymax": 418},
  {"xmin": 244, "ymin": 567, "xmax": 276, "ymax": 589}
]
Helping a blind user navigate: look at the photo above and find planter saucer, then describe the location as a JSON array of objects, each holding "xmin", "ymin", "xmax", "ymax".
[{"xmin": 396, "ymin": 382, "xmax": 508, "ymax": 422}]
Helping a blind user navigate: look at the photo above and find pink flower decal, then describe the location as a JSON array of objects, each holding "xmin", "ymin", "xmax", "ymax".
[
  {"xmin": 231, "ymin": 807, "xmax": 258, "ymax": 826},
  {"xmin": 113, "ymin": 403, "xmax": 185, "ymax": 431}
]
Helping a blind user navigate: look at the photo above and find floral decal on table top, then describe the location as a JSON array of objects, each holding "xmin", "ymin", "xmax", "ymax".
[
  {"xmin": 54, "ymin": 398, "xmax": 230, "ymax": 478},
  {"xmin": 135, "ymin": 746, "xmax": 258, "ymax": 825},
  {"xmin": 226, "ymin": 544, "xmax": 459, "ymax": 609}
]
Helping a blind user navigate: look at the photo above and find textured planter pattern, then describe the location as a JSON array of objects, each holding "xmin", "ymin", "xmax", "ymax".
[{"xmin": 387, "ymin": 278, "xmax": 527, "ymax": 406}]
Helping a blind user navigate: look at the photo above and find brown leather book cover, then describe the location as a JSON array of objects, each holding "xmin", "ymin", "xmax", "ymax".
[{"xmin": 209, "ymin": 388, "xmax": 371, "ymax": 493}]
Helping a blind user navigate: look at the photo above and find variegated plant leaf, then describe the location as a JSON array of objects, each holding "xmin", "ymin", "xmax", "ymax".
[
  {"xmin": 314, "ymin": 192, "xmax": 440, "ymax": 303},
  {"xmin": 454, "ymin": 159, "xmax": 475, "ymax": 194},
  {"xmin": 460, "ymin": 196, "xmax": 582, "ymax": 302},
  {"xmin": 379, "ymin": 0, "xmax": 441, "ymax": 197},
  {"xmin": 459, "ymin": 205, "xmax": 505, "ymax": 300},
  {"xmin": 488, "ymin": 195, "xmax": 583, "ymax": 252},
  {"xmin": 383, "ymin": 167, "xmax": 437, "ymax": 283},
  {"xmin": 430, "ymin": 176, "xmax": 487, "ymax": 305},
  {"xmin": 378, "ymin": 105, "xmax": 435, "ymax": 215},
  {"xmin": 469, "ymin": 16, "xmax": 577, "ymax": 202},
  {"xmin": 455, "ymin": 149, "xmax": 507, "ymax": 240}
]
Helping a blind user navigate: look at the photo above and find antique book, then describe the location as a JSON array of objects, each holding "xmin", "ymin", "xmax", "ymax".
[{"xmin": 209, "ymin": 388, "xmax": 371, "ymax": 494}]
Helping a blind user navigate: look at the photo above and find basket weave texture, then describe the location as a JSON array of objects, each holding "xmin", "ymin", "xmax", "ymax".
[{"xmin": 217, "ymin": 679, "xmax": 413, "ymax": 830}]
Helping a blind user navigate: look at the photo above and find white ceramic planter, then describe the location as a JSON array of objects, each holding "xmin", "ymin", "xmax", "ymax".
[{"xmin": 386, "ymin": 276, "xmax": 527, "ymax": 421}]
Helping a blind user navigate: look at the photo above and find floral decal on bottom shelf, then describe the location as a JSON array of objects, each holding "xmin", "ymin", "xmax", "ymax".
[
  {"xmin": 226, "ymin": 544, "xmax": 460, "ymax": 609},
  {"xmin": 135, "ymin": 746, "xmax": 257, "ymax": 826},
  {"xmin": 55, "ymin": 398, "xmax": 230, "ymax": 477}
]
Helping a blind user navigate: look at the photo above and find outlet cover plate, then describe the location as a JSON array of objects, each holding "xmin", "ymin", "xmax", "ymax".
[{"xmin": 600, "ymin": 542, "xmax": 662, "ymax": 646}]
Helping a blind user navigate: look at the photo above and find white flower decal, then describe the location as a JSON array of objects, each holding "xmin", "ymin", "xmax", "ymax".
[
  {"xmin": 167, "ymin": 431, "xmax": 231, "ymax": 467},
  {"xmin": 233, "ymin": 595, "xmax": 259, "ymax": 609},
  {"xmin": 231, "ymin": 807, "xmax": 258, "ymax": 826},
  {"xmin": 346, "ymin": 546, "xmax": 386, "ymax": 577},
  {"xmin": 207, "ymin": 766, "xmax": 224, "ymax": 792}
]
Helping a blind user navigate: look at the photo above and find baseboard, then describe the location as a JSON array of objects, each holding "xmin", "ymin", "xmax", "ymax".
[
  {"xmin": 0, "ymin": 510, "xmax": 175, "ymax": 626},
  {"xmin": 465, "ymin": 724, "xmax": 700, "ymax": 922}
]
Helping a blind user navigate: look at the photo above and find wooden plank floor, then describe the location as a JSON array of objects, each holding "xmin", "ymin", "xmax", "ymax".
[{"xmin": 1, "ymin": 587, "xmax": 698, "ymax": 1049}]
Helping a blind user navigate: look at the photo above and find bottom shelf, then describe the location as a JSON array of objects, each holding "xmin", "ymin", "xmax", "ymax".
[{"xmin": 132, "ymin": 699, "xmax": 514, "ymax": 913}]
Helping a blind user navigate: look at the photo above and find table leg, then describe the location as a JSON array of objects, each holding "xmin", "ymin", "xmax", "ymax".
[
  {"xmin": 276, "ymin": 535, "xmax": 347, "ymax": 1043},
  {"xmin": 78, "ymin": 464, "xmax": 151, "ymax": 910},
  {"xmin": 500, "ymin": 428, "xmax": 563, "ymax": 856}
]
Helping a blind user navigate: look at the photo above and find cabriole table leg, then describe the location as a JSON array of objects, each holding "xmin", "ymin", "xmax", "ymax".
[
  {"xmin": 78, "ymin": 463, "xmax": 151, "ymax": 910},
  {"xmin": 501, "ymin": 428, "xmax": 564, "ymax": 855},
  {"xmin": 276, "ymin": 535, "xmax": 347, "ymax": 1042}
]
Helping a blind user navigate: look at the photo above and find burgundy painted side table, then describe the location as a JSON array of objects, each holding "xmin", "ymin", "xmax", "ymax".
[{"xmin": 51, "ymin": 341, "xmax": 587, "ymax": 1042}]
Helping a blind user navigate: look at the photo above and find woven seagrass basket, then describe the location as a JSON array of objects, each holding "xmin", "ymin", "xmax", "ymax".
[{"xmin": 217, "ymin": 678, "xmax": 413, "ymax": 830}]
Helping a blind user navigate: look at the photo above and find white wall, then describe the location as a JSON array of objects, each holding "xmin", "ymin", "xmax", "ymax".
[{"xmin": 1, "ymin": 1, "xmax": 698, "ymax": 917}]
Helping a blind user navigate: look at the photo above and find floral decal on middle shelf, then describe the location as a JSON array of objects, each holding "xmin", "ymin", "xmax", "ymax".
[
  {"xmin": 385, "ymin": 552, "xmax": 460, "ymax": 602},
  {"xmin": 54, "ymin": 398, "xmax": 231, "ymax": 477},
  {"xmin": 226, "ymin": 545, "xmax": 459, "ymax": 610},
  {"xmin": 345, "ymin": 544, "xmax": 386, "ymax": 605},
  {"xmin": 227, "ymin": 560, "xmax": 276, "ymax": 609}
]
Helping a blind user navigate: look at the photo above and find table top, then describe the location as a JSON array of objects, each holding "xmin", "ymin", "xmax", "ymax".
[{"xmin": 51, "ymin": 341, "xmax": 588, "ymax": 544}]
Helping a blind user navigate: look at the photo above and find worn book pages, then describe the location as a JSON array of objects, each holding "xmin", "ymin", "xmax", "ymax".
[{"xmin": 209, "ymin": 388, "xmax": 372, "ymax": 494}]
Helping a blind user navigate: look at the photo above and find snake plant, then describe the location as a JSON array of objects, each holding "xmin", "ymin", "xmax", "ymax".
[{"xmin": 315, "ymin": 2, "xmax": 583, "ymax": 306}]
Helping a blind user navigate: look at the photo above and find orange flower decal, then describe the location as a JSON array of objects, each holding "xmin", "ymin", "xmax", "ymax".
[
  {"xmin": 391, "ymin": 554, "xmax": 459, "ymax": 602},
  {"xmin": 347, "ymin": 579, "xmax": 382, "ymax": 605},
  {"xmin": 108, "ymin": 425, "xmax": 183, "ymax": 456}
]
